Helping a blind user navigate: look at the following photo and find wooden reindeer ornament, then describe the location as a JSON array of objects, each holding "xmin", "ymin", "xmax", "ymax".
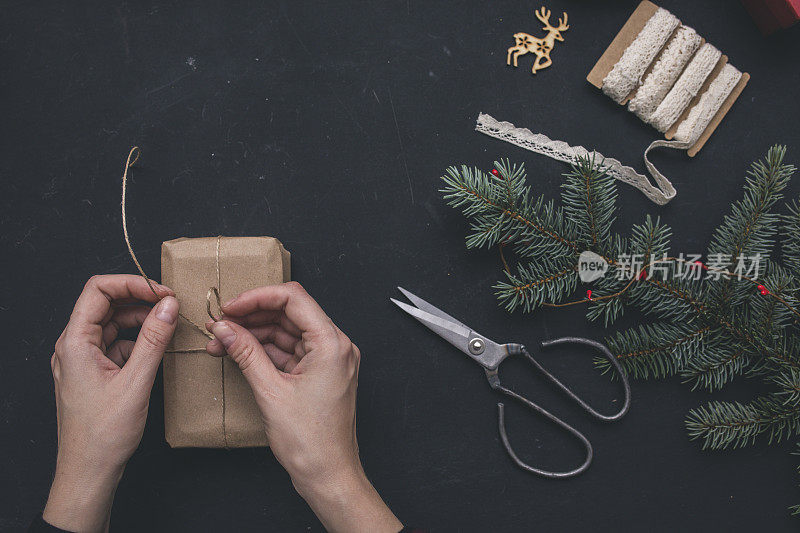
[{"xmin": 507, "ymin": 7, "xmax": 569, "ymax": 74}]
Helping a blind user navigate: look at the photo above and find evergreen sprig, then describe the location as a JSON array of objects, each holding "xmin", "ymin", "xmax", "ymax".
[{"xmin": 441, "ymin": 146, "xmax": 800, "ymax": 512}]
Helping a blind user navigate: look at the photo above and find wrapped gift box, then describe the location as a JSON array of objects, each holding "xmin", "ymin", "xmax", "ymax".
[{"xmin": 160, "ymin": 236, "xmax": 290, "ymax": 448}]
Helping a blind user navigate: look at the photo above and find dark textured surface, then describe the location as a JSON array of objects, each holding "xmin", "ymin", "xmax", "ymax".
[{"xmin": 2, "ymin": 1, "xmax": 800, "ymax": 531}]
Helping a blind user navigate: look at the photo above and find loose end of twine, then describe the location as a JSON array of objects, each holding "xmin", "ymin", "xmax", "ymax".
[
  {"xmin": 121, "ymin": 147, "xmax": 214, "ymax": 340},
  {"xmin": 121, "ymin": 146, "xmax": 157, "ymax": 297}
]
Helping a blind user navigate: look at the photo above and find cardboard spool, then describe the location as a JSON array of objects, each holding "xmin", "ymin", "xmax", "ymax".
[{"xmin": 586, "ymin": 0, "xmax": 749, "ymax": 157}]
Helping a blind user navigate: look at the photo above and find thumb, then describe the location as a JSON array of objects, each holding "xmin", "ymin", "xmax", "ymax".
[
  {"xmin": 209, "ymin": 320, "xmax": 280, "ymax": 389},
  {"xmin": 122, "ymin": 296, "xmax": 179, "ymax": 391}
]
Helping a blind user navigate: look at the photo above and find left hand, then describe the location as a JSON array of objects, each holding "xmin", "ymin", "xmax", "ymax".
[{"xmin": 43, "ymin": 274, "xmax": 179, "ymax": 532}]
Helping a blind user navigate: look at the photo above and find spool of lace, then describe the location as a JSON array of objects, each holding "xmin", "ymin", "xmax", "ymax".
[
  {"xmin": 648, "ymin": 43, "xmax": 722, "ymax": 132},
  {"xmin": 627, "ymin": 26, "xmax": 701, "ymax": 122},
  {"xmin": 480, "ymin": 4, "xmax": 747, "ymax": 204},
  {"xmin": 674, "ymin": 63, "xmax": 742, "ymax": 143},
  {"xmin": 601, "ymin": 8, "xmax": 679, "ymax": 104}
]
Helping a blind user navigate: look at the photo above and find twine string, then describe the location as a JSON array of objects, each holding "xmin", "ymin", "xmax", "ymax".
[
  {"xmin": 206, "ymin": 236, "xmax": 223, "ymax": 322},
  {"xmin": 207, "ymin": 287, "xmax": 223, "ymax": 322},
  {"xmin": 212, "ymin": 235, "xmax": 227, "ymax": 448},
  {"xmin": 121, "ymin": 148, "xmax": 229, "ymax": 446},
  {"xmin": 121, "ymin": 146, "xmax": 216, "ymax": 339}
]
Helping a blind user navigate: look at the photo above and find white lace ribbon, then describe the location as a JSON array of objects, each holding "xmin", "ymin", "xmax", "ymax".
[
  {"xmin": 475, "ymin": 99, "xmax": 739, "ymax": 207},
  {"xmin": 475, "ymin": 113, "xmax": 677, "ymax": 205},
  {"xmin": 530, "ymin": 5, "xmax": 745, "ymax": 205},
  {"xmin": 601, "ymin": 8, "xmax": 680, "ymax": 104},
  {"xmin": 675, "ymin": 63, "xmax": 742, "ymax": 142},
  {"xmin": 628, "ymin": 25, "xmax": 701, "ymax": 122},
  {"xmin": 648, "ymin": 43, "xmax": 721, "ymax": 132}
]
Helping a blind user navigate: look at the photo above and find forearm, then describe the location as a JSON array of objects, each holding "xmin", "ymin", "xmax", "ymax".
[
  {"xmin": 43, "ymin": 453, "xmax": 123, "ymax": 533},
  {"xmin": 296, "ymin": 468, "xmax": 402, "ymax": 533}
]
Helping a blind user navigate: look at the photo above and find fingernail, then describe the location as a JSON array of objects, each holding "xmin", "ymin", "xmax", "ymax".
[
  {"xmin": 155, "ymin": 296, "xmax": 179, "ymax": 324},
  {"xmin": 210, "ymin": 321, "xmax": 236, "ymax": 348}
]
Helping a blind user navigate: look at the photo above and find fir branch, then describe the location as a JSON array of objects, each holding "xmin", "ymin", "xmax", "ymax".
[
  {"xmin": 616, "ymin": 217, "xmax": 715, "ymax": 323},
  {"xmin": 601, "ymin": 323, "xmax": 712, "ymax": 380},
  {"xmin": 511, "ymin": 195, "xmax": 579, "ymax": 259},
  {"xmin": 495, "ymin": 257, "xmax": 578, "ymax": 312},
  {"xmin": 495, "ymin": 159, "xmax": 526, "ymax": 209},
  {"xmin": 561, "ymin": 156, "xmax": 617, "ymax": 254},
  {"xmin": 585, "ymin": 234, "xmax": 629, "ymax": 325},
  {"xmin": 783, "ymin": 199, "xmax": 800, "ymax": 276},
  {"xmin": 686, "ymin": 394, "xmax": 800, "ymax": 450},
  {"xmin": 681, "ymin": 345, "xmax": 749, "ymax": 392},
  {"xmin": 775, "ymin": 368, "xmax": 800, "ymax": 406},
  {"xmin": 706, "ymin": 145, "xmax": 795, "ymax": 307},
  {"xmin": 441, "ymin": 145, "xmax": 800, "ymax": 513},
  {"xmin": 440, "ymin": 162, "xmax": 578, "ymax": 258},
  {"xmin": 750, "ymin": 262, "xmax": 797, "ymax": 341}
]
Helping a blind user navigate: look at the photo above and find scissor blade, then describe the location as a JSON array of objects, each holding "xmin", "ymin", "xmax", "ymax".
[
  {"xmin": 390, "ymin": 298, "xmax": 472, "ymax": 352},
  {"xmin": 396, "ymin": 287, "xmax": 471, "ymax": 331}
]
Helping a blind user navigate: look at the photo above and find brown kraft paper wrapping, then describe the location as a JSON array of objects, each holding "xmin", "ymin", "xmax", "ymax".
[{"xmin": 160, "ymin": 236, "xmax": 291, "ymax": 448}]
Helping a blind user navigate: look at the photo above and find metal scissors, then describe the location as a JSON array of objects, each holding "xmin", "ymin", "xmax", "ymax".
[{"xmin": 391, "ymin": 287, "xmax": 631, "ymax": 478}]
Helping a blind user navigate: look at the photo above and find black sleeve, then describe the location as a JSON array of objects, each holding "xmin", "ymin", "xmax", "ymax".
[
  {"xmin": 28, "ymin": 514, "xmax": 73, "ymax": 533},
  {"xmin": 399, "ymin": 527, "xmax": 427, "ymax": 533}
]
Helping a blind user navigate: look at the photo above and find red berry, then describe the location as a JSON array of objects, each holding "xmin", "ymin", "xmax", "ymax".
[
  {"xmin": 491, "ymin": 169, "xmax": 499, "ymax": 176},
  {"xmin": 760, "ymin": 289, "xmax": 769, "ymax": 295},
  {"xmin": 586, "ymin": 289, "xmax": 593, "ymax": 300},
  {"xmin": 757, "ymin": 284, "xmax": 765, "ymax": 291},
  {"xmin": 638, "ymin": 270, "xmax": 647, "ymax": 280},
  {"xmin": 694, "ymin": 260, "xmax": 707, "ymax": 270}
]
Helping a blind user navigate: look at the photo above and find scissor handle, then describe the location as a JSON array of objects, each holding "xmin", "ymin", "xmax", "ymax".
[
  {"xmin": 487, "ymin": 337, "xmax": 631, "ymax": 478},
  {"xmin": 537, "ymin": 337, "xmax": 631, "ymax": 422}
]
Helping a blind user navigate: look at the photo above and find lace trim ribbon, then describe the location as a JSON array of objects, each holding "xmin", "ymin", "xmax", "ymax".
[
  {"xmin": 628, "ymin": 25, "xmax": 701, "ymax": 122},
  {"xmin": 648, "ymin": 43, "xmax": 721, "ymax": 132},
  {"xmin": 601, "ymin": 7, "xmax": 680, "ymax": 104},
  {"xmin": 675, "ymin": 63, "xmax": 742, "ymax": 142},
  {"xmin": 475, "ymin": 113, "xmax": 677, "ymax": 205},
  {"xmin": 525, "ymin": 5, "xmax": 744, "ymax": 204}
]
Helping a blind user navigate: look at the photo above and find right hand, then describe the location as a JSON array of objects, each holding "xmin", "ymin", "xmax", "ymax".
[{"xmin": 205, "ymin": 282, "xmax": 401, "ymax": 533}]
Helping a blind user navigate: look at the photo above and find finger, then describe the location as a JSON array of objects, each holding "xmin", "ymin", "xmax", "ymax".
[
  {"xmin": 209, "ymin": 320, "xmax": 280, "ymax": 387},
  {"xmin": 120, "ymin": 296, "xmax": 179, "ymax": 392},
  {"xmin": 210, "ymin": 310, "xmax": 282, "ymax": 326},
  {"xmin": 96, "ymin": 301, "xmax": 148, "ymax": 330},
  {"xmin": 107, "ymin": 340, "xmax": 135, "ymax": 368},
  {"xmin": 249, "ymin": 324, "xmax": 300, "ymax": 353},
  {"xmin": 263, "ymin": 343, "xmax": 299, "ymax": 372},
  {"xmin": 206, "ymin": 338, "xmax": 226, "ymax": 357},
  {"xmin": 206, "ymin": 311, "xmax": 303, "ymax": 337},
  {"xmin": 205, "ymin": 336, "xmax": 280, "ymax": 358},
  {"xmin": 71, "ymin": 274, "xmax": 173, "ymax": 326},
  {"xmin": 101, "ymin": 305, "xmax": 152, "ymax": 348},
  {"xmin": 221, "ymin": 282, "xmax": 333, "ymax": 335},
  {"xmin": 205, "ymin": 323, "xmax": 299, "ymax": 359},
  {"xmin": 209, "ymin": 339, "xmax": 299, "ymax": 370}
]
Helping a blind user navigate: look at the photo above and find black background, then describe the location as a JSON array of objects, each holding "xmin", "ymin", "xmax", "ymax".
[{"xmin": 2, "ymin": 1, "xmax": 800, "ymax": 531}]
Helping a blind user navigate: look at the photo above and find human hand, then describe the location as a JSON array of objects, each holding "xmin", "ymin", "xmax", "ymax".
[
  {"xmin": 44, "ymin": 275, "xmax": 179, "ymax": 532},
  {"xmin": 205, "ymin": 282, "xmax": 401, "ymax": 533}
]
